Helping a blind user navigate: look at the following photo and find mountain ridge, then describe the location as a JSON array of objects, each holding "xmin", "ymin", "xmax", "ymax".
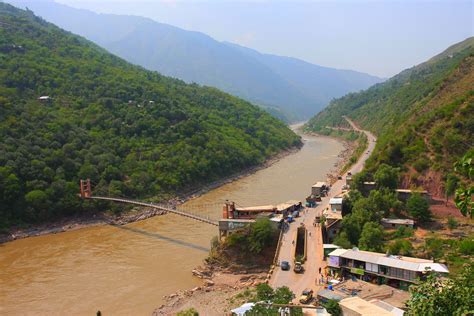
[{"xmin": 5, "ymin": 0, "xmax": 383, "ymax": 121}]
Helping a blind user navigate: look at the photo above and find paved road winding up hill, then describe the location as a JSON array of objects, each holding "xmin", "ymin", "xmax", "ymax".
[{"xmin": 270, "ymin": 117, "xmax": 376, "ymax": 305}]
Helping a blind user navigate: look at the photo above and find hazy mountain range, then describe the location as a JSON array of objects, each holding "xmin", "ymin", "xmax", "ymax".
[{"xmin": 7, "ymin": 0, "xmax": 384, "ymax": 121}]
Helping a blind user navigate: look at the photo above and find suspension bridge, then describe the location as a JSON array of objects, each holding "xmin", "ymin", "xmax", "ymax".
[{"xmin": 79, "ymin": 179, "xmax": 219, "ymax": 226}]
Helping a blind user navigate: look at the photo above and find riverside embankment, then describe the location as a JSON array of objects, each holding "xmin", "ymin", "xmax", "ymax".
[{"xmin": 0, "ymin": 131, "xmax": 344, "ymax": 315}]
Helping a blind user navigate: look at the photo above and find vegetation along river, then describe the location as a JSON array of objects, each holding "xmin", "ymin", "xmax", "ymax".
[{"xmin": 0, "ymin": 129, "xmax": 343, "ymax": 315}]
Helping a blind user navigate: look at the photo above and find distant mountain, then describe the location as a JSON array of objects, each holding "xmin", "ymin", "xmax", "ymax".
[
  {"xmin": 306, "ymin": 37, "xmax": 474, "ymax": 197},
  {"xmin": 0, "ymin": 3, "xmax": 301, "ymax": 226},
  {"xmin": 6, "ymin": 0, "xmax": 383, "ymax": 121}
]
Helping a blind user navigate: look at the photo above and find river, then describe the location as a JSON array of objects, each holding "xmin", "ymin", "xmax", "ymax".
[{"xmin": 0, "ymin": 132, "xmax": 343, "ymax": 316}]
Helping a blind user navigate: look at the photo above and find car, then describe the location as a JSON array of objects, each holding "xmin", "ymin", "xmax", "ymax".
[
  {"xmin": 293, "ymin": 261, "xmax": 304, "ymax": 273},
  {"xmin": 281, "ymin": 261, "xmax": 290, "ymax": 271},
  {"xmin": 299, "ymin": 288, "xmax": 314, "ymax": 304}
]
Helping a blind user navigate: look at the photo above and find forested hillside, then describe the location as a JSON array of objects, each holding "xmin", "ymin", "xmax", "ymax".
[
  {"xmin": 6, "ymin": 0, "xmax": 383, "ymax": 121},
  {"xmin": 306, "ymin": 37, "xmax": 474, "ymax": 196},
  {"xmin": 0, "ymin": 3, "xmax": 301, "ymax": 228}
]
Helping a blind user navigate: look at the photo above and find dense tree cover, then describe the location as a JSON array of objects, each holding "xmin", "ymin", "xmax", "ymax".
[
  {"xmin": 405, "ymin": 265, "xmax": 474, "ymax": 315},
  {"xmin": 226, "ymin": 218, "xmax": 277, "ymax": 254},
  {"xmin": 306, "ymin": 37, "xmax": 474, "ymax": 198},
  {"xmin": 0, "ymin": 4, "xmax": 301, "ymax": 228}
]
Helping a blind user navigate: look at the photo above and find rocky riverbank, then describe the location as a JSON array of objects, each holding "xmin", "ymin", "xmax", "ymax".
[{"xmin": 152, "ymin": 264, "xmax": 268, "ymax": 316}]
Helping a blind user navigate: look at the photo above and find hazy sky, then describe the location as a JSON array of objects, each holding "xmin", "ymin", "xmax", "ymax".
[{"xmin": 56, "ymin": 0, "xmax": 473, "ymax": 77}]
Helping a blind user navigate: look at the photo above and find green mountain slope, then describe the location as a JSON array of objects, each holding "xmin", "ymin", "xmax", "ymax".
[
  {"xmin": 0, "ymin": 3, "xmax": 301, "ymax": 227},
  {"xmin": 6, "ymin": 0, "xmax": 383, "ymax": 121},
  {"xmin": 306, "ymin": 37, "xmax": 474, "ymax": 196}
]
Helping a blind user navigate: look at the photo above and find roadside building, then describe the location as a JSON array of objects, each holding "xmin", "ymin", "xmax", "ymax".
[
  {"xmin": 381, "ymin": 218, "xmax": 414, "ymax": 229},
  {"xmin": 218, "ymin": 218, "xmax": 255, "ymax": 239},
  {"xmin": 323, "ymin": 244, "xmax": 341, "ymax": 258},
  {"xmin": 339, "ymin": 297, "xmax": 393, "ymax": 316},
  {"xmin": 222, "ymin": 200, "xmax": 301, "ymax": 220},
  {"xmin": 370, "ymin": 300, "xmax": 405, "ymax": 316},
  {"xmin": 329, "ymin": 197, "xmax": 343, "ymax": 212},
  {"xmin": 312, "ymin": 182, "xmax": 327, "ymax": 196},
  {"xmin": 346, "ymin": 174, "xmax": 353, "ymax": 187},
  {"xmin": 317, "ymin": 289, "xmax": 344, "ymax": 303},
  {"xmin": 327, "ymin": 248, "xmax": 448, "ymax": 290}
]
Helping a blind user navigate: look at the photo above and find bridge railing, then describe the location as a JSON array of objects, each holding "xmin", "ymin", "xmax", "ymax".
[{"xmin": 87, "ymin": 196, "xmax": 218, "ymax": 226}]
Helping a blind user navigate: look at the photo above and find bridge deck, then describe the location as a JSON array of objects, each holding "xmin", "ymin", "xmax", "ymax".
[{"xmin": 87, "ymin": 196, "xmax": 218, "ymax": 226}]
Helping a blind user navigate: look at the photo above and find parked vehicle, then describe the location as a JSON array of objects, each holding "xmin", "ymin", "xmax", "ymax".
[
  {"xmin": 293, "ymin": 261, "xmax": 304, "ymax": 273},
  {"xmin": 287, "ymin": 215, "xmax": 294, "ymax": 223},
  {"xmin": 292, "ymin": 210, "xmax": 299, "ymax": 218},
  {"xmin": 281, "ymin": 261, "xmax": 290, "ymax": 271},
  {"xmin": 299, "ymin": 289, "xmax": 314, "ymax": 304}
]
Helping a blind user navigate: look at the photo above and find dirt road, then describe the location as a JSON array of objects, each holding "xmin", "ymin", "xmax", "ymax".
[{"xmin": 270, "ymin": 117, "xmax": 376, "ymax": 302}]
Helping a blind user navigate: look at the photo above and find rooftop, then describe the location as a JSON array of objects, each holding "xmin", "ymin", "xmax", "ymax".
[
  {"xmin": 381, "ymin": 218, "xmax": 415, "ymax": 225},
  {"xmin": 396, "ymin": 189, "xmax": 428, "ymax": 194},
  {"xmin": 329, "ymin": 197, "xmax": 343, "ymax": 204},
  {"xmin": 328, "ymin": 248, "xmax": 449, "ymax": 273},
  {"xmin": 332, "ymin": 279, "xmax": 410, "ymax": 309},
  {"xmin": 340, "ymin": 297, "xmax": 393, "ymax": 315},
  {"xmin": 235, "ymin": 205, "xmax": 275, "ymax": 212}
]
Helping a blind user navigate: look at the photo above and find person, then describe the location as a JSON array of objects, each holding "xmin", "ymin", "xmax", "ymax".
[
  {"xmin": 319, "ymin": 267, "xmax": 322, "ymax": 274},
  {"xmin": 309, "ymin": 232, "xmax": 312, "ymax": 237},
  {"xmin": 292, "ymin": 240, "xmax": 295, "ymax": 245}
]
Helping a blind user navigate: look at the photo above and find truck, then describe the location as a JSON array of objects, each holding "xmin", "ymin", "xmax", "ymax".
[{"xmin": 293, "ymin": 261, "xmax": 304, "ymax": 273}]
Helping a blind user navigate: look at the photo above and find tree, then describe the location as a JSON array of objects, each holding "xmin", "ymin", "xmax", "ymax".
[
  {"xmin": 387, "ymin": 239, "xmax": 413, "ymax": 256},
  {"xmin": 334, "ymin": 231, "xmax": 352, "ymax": 249},
  {"xmin": 358, "ymin": 222, "xmax": 384, "ymax": 251},
  {"xmin": 454, "ymin": 153, "xmax": 473, "ymax": 218},
  {"xmin": 323, "ymin": 299, "xmax": 342, "ymax": 316},
  {"xmin": 407, "ymin": 193, "xmax": 431, "ymax": 223},
  {"xmin": 248, "ymin": 218, "xmax": 275, "ymax": 254},
  {"xmin": 374, "ymin": 163, "xmax": 399, "ymax": 190},
  {"xmin": 249, "ymin": 286, "xmax": 301, "ymax": 316},
  {"xmin": 272, "ymin": 286, "xmax": 294, "ymax": 304},
  {"xmin": 406, "ymin": 265, "xmax": 474, "ymax": 315},
  {"xmin": 255, "ymin": 283, "xmax": 274, "ymax": 301},
  {"xmin": 445, "ymin": 173, "xmax": 459, "ymax": 205}
]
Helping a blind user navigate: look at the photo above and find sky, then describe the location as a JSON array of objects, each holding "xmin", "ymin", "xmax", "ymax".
[{"xmin": 55, "ymin": 0, "xmax": 473, "ymax": 77}]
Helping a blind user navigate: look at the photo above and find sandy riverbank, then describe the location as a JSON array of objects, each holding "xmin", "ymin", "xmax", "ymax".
[{"xmin": 0, "ymin": 145, "xmax": 303, "ymax": 244}]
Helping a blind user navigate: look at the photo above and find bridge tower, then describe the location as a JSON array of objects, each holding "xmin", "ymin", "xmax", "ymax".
[{"xmin": 79, "ymin": 179, "xmax": 91, "ymax": 198}]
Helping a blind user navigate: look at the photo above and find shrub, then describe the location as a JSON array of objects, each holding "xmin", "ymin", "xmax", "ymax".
[{"xmin": 447, "ymin": 216, "xmax": 458, "ymax": 230}]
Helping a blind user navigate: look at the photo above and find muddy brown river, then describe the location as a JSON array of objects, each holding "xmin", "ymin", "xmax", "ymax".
[{"xmin": 0, "ymin": 131, "xmax": 343, "ymax": 315}]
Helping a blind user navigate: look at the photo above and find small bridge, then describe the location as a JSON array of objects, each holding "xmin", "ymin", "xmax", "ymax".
[{"xmin": 79, "ymin": 179, "xmax": 218, "ymax": 226}]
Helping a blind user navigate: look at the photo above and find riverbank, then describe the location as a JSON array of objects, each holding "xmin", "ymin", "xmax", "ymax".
[{"xmin": 0, "ymin": 145, "xmax": 302, "ymax": 244}]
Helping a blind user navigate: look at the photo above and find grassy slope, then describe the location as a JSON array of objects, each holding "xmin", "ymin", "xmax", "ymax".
[
  {"xmin": 306, "ymin": 37, "xmax": 474, "ymax": 197},
  {"xmin": 0, "ymin": 3, "xmax": 301, "ymax": 227}
]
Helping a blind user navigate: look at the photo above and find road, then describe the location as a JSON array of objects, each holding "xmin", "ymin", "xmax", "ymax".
[{"xmin": 270, "ymin": 117, "xmax": 377, "ymax": 304}]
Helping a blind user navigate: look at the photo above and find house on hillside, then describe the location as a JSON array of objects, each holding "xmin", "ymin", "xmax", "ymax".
[{"xmin": 381, "ymin": 218, "xmax": 414, "ymax": 229}]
